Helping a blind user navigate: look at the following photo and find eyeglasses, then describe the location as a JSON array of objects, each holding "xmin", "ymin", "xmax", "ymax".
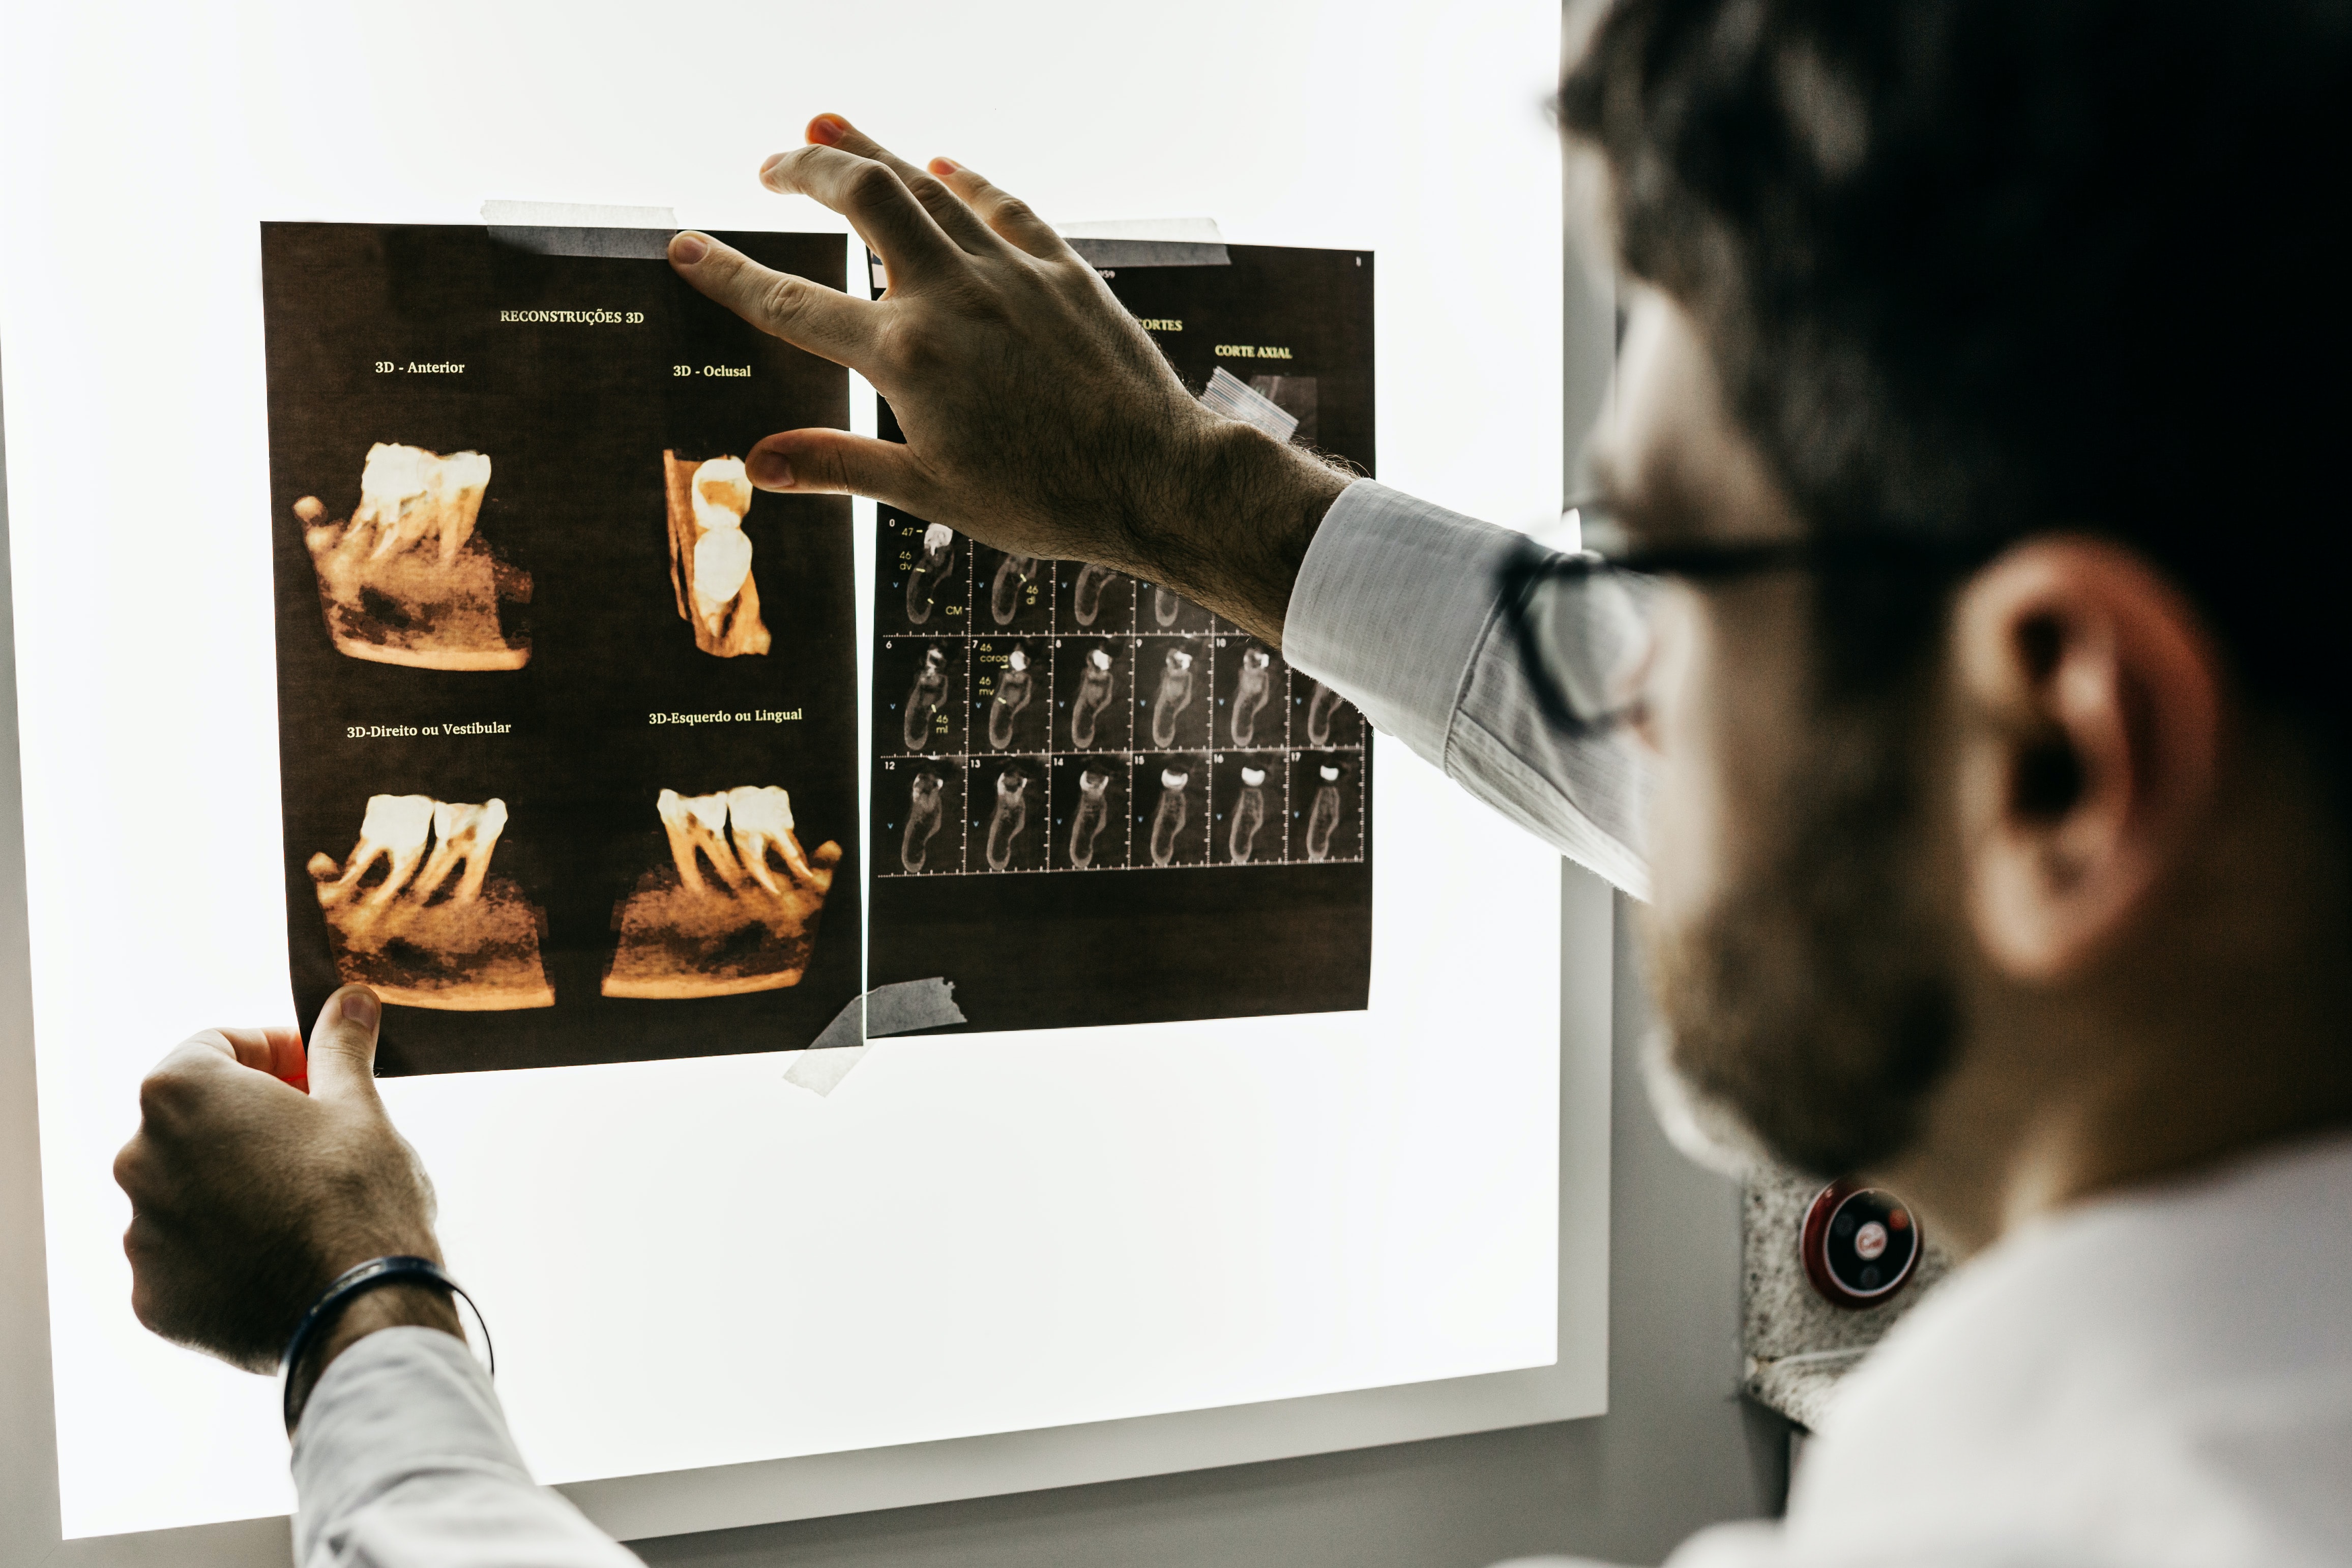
[{"xmin": 1497, "ymin": 502, "xmax": 2004, "ymax": 736}]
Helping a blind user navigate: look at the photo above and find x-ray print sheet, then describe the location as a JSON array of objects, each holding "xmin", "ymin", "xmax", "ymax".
[
  {"xmin": 261, "ymin": 225, "xmax": 860, "ymax": 1076},
  {"xmin": 871, "ymin": 245, "xmax": 1374, "ymax": 1032}
]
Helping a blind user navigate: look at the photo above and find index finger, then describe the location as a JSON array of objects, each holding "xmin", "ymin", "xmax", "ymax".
[
  {"xmin": 668, "ymin": 234, "xmax": 878, "ymax": 371},
  {"xmin": 184, "ymin": 1027, "xmax": 309, "ymax": 1087}
]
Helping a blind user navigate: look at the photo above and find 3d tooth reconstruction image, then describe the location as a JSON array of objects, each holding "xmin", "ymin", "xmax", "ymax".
[
  {"xmin": 309, "ymin": 794, "xmax": 554, "ymax": 1009},
  {"xmin": 297, "ymin": 442, "xmax": 531, "ymax": 670},
  {"xmin": 264, "ymin": 222, "xmax": 863, "ymax": 1073},
  {"xmin": 603, "ymin": 786, "xmax": 842, "ymax": 998},
  {"xmin": 664, "ymin": 452, "xmax": 771, "ymax": 657}
]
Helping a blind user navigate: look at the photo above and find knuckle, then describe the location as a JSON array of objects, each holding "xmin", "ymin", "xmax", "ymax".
[
  {"xmin": 758, "ymin": 274, "xmax": 808, "ymax": 331},
  {"xmin": 884, "ymin": 316, "xmax": 949, "ymax": 375},
  {"xmin": 990, "ymin": 194, "xmax": 1036, "ymax": 226},
  {"xmin": 764, "ymin": 146, "xmax": 816, "ymax": 188},
  {"xmin": 841, "ymin": 160, "xmax": 903, "ymax": 208},
  {"xmin": 136, "ymin": 1067, "xmax": 188, "ymax": 1122}
]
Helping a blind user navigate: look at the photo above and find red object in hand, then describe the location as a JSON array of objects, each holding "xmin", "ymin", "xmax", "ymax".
[{"xmin": 1801, "ymin": 1179, "xmax": 1923, "ymax": 1309}]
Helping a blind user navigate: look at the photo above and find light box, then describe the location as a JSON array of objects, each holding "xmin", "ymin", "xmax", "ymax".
[{"xmin": 0, "ymin": 1, "xmax": 1600, "ymax": 1558}]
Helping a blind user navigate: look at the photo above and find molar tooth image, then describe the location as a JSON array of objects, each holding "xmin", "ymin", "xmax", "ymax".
[
  {"xmin": 603, "ymin": 784, "xmax": 841, "ymax": 998},
  {"xmin": 985, "ymin": 768, "xmax": 1032, "ymax": 872},
  {"xmin": 308, "ymin": 793, "xmax": 553, "ymax": 1009},
  {"xmin": 905, "ymin": 523, "xmax": 957, "ymax": 624},
  {"xmin": 1231, "ymin": 646, "xmax": 1275, "ymax": 746},
  {"xmin": 904, "ymin": 643, "xmax": 952, "ymax": 751},
  {"xmin": 1306, "ymin": 763, "xmax": 1344, "ymax": 861},
  {"xmin": 663, "ymin": 452, "xmax": 772, "ymax": 657},
  {"xmin": 1150, "ymin": 646, "xmax": 1196, "ymax": 749},
  {"xmin": 1071, "ymin": 645, "xmax": 1116, "ymax": 748},
  {"xmin": 1071, "ymin": 563, "xmax": 1119, "ymax": 626},
  {"xmin": 1070, "ymin": 767, "xmax": 1113, "ymax": 868},
  {"xmin": 1150, "ymin": 767, "xmax": 1193, "ymax": 866},
  {"xmin": 902, "ymin": 770, "xmax": 947, "ymax": 872},
  {"xmin": 297, "ymin": 443, "xmax": 530, "ymax": 669},
  {"xmin": 1229, "ymin": 765, "xmax": 1269, "ymax": 863},
  {"xmin": 987, "ymin": 647, "xmax": 1035, "ymax": 750},
  {"xmin": 1306, "ymin": 679, "xmax": 1348, "ymax": 746},
  {"xmin": 990, "ymin": 552, "xmax": 1039, "ymax": 625}
]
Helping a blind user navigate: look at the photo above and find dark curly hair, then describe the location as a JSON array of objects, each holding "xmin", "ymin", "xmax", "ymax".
[{"xmin": 1562, "ymin": 0, "xmax": 2351, "ymax": 713}]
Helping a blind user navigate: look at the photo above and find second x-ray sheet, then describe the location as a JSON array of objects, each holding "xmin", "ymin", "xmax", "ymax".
[
  {"xmin": 870, "ymin": 245, "xmax": 1373, "ymax": 1032},
  {"xmin": 262, "ymin": 226, "xmax": 860, "ymax": 1076}
]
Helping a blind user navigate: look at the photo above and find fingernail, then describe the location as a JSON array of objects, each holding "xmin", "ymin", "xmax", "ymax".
[
  {"xmin": 809, "ymin": 114, "xmax": 848, "ymax": 145},
  {"xmin": 669, "ymin": 231, "xmax": 709, "ymax": 265},
  {"xmin": 759, "ymin": 151, "xmax": 789, "ymax": 184},
  {"xmin": 929, "ymin": 157, "xmax": 960, "ymax": 176},
  {"xmin": 747, "ymin": 449, "xmax": 793, "ymax": 488},
  {"xmin": 334, "ymin": 988, "xmax": 379, "ymax": 1030}
]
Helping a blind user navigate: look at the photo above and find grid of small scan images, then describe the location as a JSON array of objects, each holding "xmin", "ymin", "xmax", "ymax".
[{"xmin": 876, "ymin": 514, "xmax": 1367, "ymax": 876}]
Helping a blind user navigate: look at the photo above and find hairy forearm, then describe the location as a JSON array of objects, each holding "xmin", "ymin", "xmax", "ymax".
[{"xmin": 1120, "ymin": 419, "xmax": 1354, "ymax": 647}]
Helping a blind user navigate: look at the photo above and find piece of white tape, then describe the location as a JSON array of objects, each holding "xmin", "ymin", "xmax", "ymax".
[
  {"xmin": 1054, "ymin": 216, "xmax": 1229, "ymax": 269},
  {"xmin": 784, "ymin": 977, "xmax": 965, "ymax": 1096},
  {"xmin": 481, "ymin": 199, "xmax": 678, "ymax": 259},
  {"xmin": 779, "ymin": 1047, "xmax": 869, "ymax": 1097},
  {"xmin": 1201, "ymin": 366, "xmax": 1300, "ymax": 442}
]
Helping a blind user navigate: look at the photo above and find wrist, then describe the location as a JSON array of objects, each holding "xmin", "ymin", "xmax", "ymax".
[
  {"xmin": 285, "ymin": 1279, "xmax": 462, "ymax": 1432},
  {"xmin": 1141, "ymin": 418, "xmax": 1351, "ymax": 645}
]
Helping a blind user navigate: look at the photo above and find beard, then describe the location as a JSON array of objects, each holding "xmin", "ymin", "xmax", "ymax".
[{"xmin": 1636, "ymin": 669, "xmax": 1962, "ymax": 1180}]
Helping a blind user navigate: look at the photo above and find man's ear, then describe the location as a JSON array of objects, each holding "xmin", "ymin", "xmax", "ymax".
[{"xmin": 1950, "ymin": 537, "xmax": 2223, "ymax": 982}]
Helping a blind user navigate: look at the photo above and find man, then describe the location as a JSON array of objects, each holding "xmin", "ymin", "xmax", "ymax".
[{"xmin": 113, "ymin": 1, "xmax": 2352, "ymax": 1562}]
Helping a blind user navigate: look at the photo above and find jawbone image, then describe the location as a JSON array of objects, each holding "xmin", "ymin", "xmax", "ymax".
[
  {"xmin": 297, "ymin": 441, "xmax": 531, "ymax": 669},
  {"xmin": 604, "ymin": 785, "xmax": 841, "ymax": 998},
  {"xmin": 310, "ymin": 793, "xmax": 555, "ymax": 1010}
]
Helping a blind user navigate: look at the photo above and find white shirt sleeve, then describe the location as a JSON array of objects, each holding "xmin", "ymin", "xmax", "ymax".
[
  {"xmin": 291, "ymin": 1327, "xmax": 641, "ymax": 1568},
  {"xmin": 1283, "ymin": 480, "xmax": 1653, "ymax": 897}
]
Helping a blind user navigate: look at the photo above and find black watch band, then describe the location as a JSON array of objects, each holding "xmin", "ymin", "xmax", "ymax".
[{"xmin": 279, "ymin": 1255, "xmax": 493, "ymax": 1433}]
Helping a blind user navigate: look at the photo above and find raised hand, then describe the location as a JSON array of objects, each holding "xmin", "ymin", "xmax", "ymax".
[{"xmin": 667, "ymin": 114, "xmax": 1351, "ymax": 645}]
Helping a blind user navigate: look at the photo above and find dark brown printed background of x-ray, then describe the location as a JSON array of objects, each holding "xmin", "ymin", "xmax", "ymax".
[
  {"xmin": 868, "ymin": 244, "xmax": 1375, "ymax": 1032},
  {"xmin": 262, "ymin": 225, "xmax": 859, "ymax": 1075}
]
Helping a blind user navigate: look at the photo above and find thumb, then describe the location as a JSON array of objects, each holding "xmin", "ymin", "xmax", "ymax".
[
  {"xmin": 747, "ymin": 430, "xmax": 931, "ymax": 511},
  {"xmin": 305, "ymin": 986, "xmax": 382, "ymax": 1104}
]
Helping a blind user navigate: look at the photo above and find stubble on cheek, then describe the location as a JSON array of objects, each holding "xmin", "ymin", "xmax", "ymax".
[{"xmin": 1633, "ymin": 582, "xmax": 1964, "ymax": 1178}]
